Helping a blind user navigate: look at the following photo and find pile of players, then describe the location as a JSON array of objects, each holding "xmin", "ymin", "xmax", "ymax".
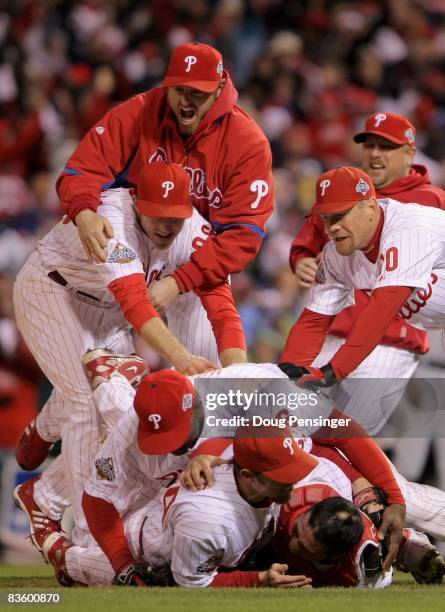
[{"xmin": 12, "ymin": 42, "xmax": 445, "ymax": 589}]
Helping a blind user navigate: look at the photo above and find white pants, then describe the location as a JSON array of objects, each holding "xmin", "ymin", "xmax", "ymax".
[
  {"xmin": 313, "ymin": 335, "xmax": 419, "ymax": 435},
  {"xmin": 13, "ymin": 251, "xmax": 134, "ymax": 538}
]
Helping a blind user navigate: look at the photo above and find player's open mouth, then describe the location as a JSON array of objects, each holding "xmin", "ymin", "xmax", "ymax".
[
  {"xmin": 334, "ymin": 237, "xmax": 348, "ymax": 243},
  {"xmin": 156, "ymin": 232, "xmax": 174, "ymax": 241},
  {"xmin": 369, "ymin": 162, "xmax": 384, "ymax": 169},
  {"xmin": 180, "ymin": 108, "xmax": 197, "ymax": 124}
]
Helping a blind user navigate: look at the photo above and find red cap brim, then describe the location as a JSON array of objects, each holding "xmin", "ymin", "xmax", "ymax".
[
  {"xmin": 137, "ymin": 200, "xmax": 193, "ymax": 219},
  {"xmin": 137, "ymin": 418, "xmax": 191, "ymax": 455},
  {"xmin": 162, "ymin": 76, "xmax": 220, "ymax": 93},
  {"xmin": 306, "ymin": 200, "xmax": 359, "ymax": 217},
  {"xmin": 262, "ymin": 452, "xmax": 318, "ymax": 484},
  {"xmin": 353, "ymin": 131, "xmax": 407, "ymax": 146}
]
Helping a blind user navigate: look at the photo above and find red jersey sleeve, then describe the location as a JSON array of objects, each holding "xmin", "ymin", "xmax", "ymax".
[
  {"xmin": 82, "ymin": 492, "xmax": 134, "ymax": 573},
  {"xmin": 108, "ymin": 273, "xmax": 159, "ymax": 332},
  {"xmin": 193, "ymin": 281, "xmax": 246, "ymax": 353},
  {"xmin": 210, "ymin": 571, "xmax": 261, "ymax": 587},
  {"xmin": 280, "ymin": 308, "xmax": 334, "ymax": 366},
  {"xmin": 330, "ymin": 286, "xmax": 413, "ymax": 379},
  {"xmin": 312, "ymin": 411, "xmax": 404, "ymax": 506},
  {"xmin": 289, "ymin": 215, "xmax": 328, "ymax": 272},
  {"xmin": 56, "ymin": 96, "xmax": 145, "ymax": 221},
  {"xmin": 173, "ymin": 141, "xmax": 274, "ymax": 290}
]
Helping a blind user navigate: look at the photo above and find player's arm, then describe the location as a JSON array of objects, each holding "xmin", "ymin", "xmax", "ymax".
[
  {"xmin": 108, "ymin": 273, "xmax": 216, "ymax": 374},
  {"xmin": 82, "ymin": 492, "xmax": 135, "ymax": 574},
  {"xmin": 290, "ymin": 215, "xmax": 327, "ymax": 288},
  {"xmin": 194, "ymin": 281, "xmax": 247, "ymax": 365},
  {"xmin": 312, "ymin": 411, "xmax": 405, "ymax": 570},
  {"xmin": 171, "ymin": 524, "xmax": 310, "ymax": 588},
  {"xmin": 326, "ymin": 285, "xmax": 413, "ymax": 380},
  {"xmin": 56, "ymin": 97, "xmax": 144, "ymax": 261},
  {"xmin": 171, "ymin": 142, "xmax": 274, "ymax": 292},
  {"xmin": 279, "ymin": 249, "xmax": 353, "ymax": 370}
]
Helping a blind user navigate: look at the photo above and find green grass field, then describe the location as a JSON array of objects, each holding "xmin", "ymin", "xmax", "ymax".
[{"xmin": 0, "ymin": 564, "xmax": 444, "ymax": 612}]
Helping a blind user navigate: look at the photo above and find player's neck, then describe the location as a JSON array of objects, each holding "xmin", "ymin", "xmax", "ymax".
[{"xmin": 361, "ymin": 207, "xmax": 384, "ymax": 263}]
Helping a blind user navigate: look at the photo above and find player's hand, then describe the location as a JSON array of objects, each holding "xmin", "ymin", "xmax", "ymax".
[
  {"xmin": 148, "ymin": 276, "xmax": 180, "ymax": 311},
  {"xmin": 259, "ymin": 563, "xmax": 312, "ymax": 588},
  {"xmin": 294, "ymin": 256, "xmax": 320, "ymax": 288},
  {"xmin": 378, "ymin": 504, "xmax": 406, "ymax": 572},
  {"xmin": 278, "ymin": 363, "xmax": 338, "ymax": 390},
  {"xmin": 180, "ymin": 455, "xmax": 228, "ymax": 490},
  {"xmin": 75, "ymin": 209, "xmax": 114, "ymax": 263},
  {"xmin": 173, "ymin": 351, "xmax": 218, "ymax": 375}
]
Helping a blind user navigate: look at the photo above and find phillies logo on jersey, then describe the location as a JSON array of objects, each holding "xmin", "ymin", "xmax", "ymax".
[
  {"xmin": 283, "ymin": 437, "xmax": 295, "ymax": 455},
  {"xmin": 355, "ymin": 178, "xmax": 370, "ymax": 196},
  {"xmin": 185, "ymin": 166, "xmax": 223, "ymax": 209},
  {"xmin": 148, "ymin": 414, "xmax": 162, "ymax": 430},
  {"xmin": 399, "ymin": 273, "xmax": 438, "ymax": 320},
  {"xmin": 373, "ymin": 113, "xmax": 387, "ymax": 127},
  {"xmin": 319, "ymin": 179, "xmax": 331, "ymax": 197},
  {"xmin": 184, "ymin": 55, "xmax": 197, "ymax": 72},
  {"xmin": 250, "ymin": 180, "xmax": 269, "ymax": 209},
  {"xmin": 315, "ymin": 261, "xmax": 326, "ymax": 284},
  {"xmin": 162, "ymin": 180, "xmax": 174, "ymax": 198}
]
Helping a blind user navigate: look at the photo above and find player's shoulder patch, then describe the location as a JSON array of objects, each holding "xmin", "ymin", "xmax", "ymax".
[
  {"xmin": 95, "ymin": 456, "xmax": 116, "ymax": 482},
  {"xmin": 315, "ymin": 261, "xmax": 326, "ymax": 284},
  {"xmin": 107, "ymin": 242, "xmax": 137, "ymax": 264},
  {"xmin": 196, "ymin": 552, "xmax": 223, "ymax": 574}
]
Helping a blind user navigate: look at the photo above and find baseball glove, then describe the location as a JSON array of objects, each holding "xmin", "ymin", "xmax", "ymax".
[
  {"xmin": 112, "ymin": 562, "xmax": 175, "ymax": 587},
  {"xmin": 353, "ymin": 486, "xmax": 387, "ymax": 529}
]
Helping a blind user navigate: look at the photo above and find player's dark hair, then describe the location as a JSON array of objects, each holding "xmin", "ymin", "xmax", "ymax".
[{"xmin": 309, "ymin": 497, "xmax": 364, "ymax": 556}]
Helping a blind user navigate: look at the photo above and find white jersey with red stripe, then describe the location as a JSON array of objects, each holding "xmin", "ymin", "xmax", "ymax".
[
  {"xmin": 66, "ymin": 453, "xmax": 353, "ymax": 586},
  {"xmin": 84, "ymin": 362, "xmax": 334, "ymax": 518},
  {"xmin": 14, "ymin": 188, "xmax": 221, "ymax": 541},
  {"xmin": 307, "ymin": 198, "xmax": 445, "ymax": 330}
]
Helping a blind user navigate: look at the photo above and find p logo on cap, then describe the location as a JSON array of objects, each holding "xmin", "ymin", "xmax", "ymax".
[
  {"xmin": 308, "ymin": 167, "xmax": 376, "ymax": 216},
  {"xmin": 354, "ymin": 111, "xmax": 416, "ymax": 147},
  {"xmin": 136, "ymin": 161, "xmax": 192, "ymax": 219},
  {"xmin": 163, "ymin": 42, "xmax": 224, "ymax": 93}
]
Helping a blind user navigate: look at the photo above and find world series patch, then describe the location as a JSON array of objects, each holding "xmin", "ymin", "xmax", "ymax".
[
  {"xmin": 95, "ymin": 457, "xmax": 116, "ymax": 481},
  {"xmin": 196, "ymin": 552, "xmax": 223, "ymax": 574},
  {"xmin": 108, "ymin": 242, "xmax": 137, "ymax": 264}
]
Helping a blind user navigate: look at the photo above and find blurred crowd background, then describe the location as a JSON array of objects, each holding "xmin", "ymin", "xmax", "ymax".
[{"xmin": 1, "ymin": 0, "xmax": 445, "ymax": 481}]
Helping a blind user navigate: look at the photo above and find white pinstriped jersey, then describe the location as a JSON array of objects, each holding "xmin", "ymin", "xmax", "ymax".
[
  {"xmin": 307, "ymin": 198, "xmax": 445, "ymax": 329},
  {"xmin": 124, "ymin": 464, "xmax": 279, "ymax": 587},
  {"xmin": 85, "ymin": 362, "xmax": 336, "ymax": 516},
  {"xmin": 123, "ymin": 457, "xmax": 352, "ymax": 587},
  {"xmin": 84, "ymin": 406, "xmax": 188, "ymax": 516}
]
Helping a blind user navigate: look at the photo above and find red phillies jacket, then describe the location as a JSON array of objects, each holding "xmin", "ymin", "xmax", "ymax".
[
  {"xmin": 272, "ymin": 483, "xmax": 381, "ymax": 588},
  {"xmin": 289, "ymin": 165, "xmax": 445, "ymax": 354},
  {"xmin": 56, "ymin": 75, "xmax": 274, "ymax": 292}
]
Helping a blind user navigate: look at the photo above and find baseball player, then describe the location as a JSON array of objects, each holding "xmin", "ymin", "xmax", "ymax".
[
  {"xmin": 17, "ymin": 356, "xmax": 418, "ymax": 573},
  {"xmin": 272, "ymin": 490, "xmax": 444, "ymax": 587},
  {"xmin": 288, "ymin": 112, "xmax": 445, "ymax": 435},
  {"xmin": 41, "ymin": 425, "xmax": 351, "ymax": 588},
  {"xmin": 280, "ymin": 166, "xmax": 445, "ymax": 428},
  {"xmin": 56, "ymin": 42, "xmax": 274, "ymax": 316},
  {"xmin": 13, "ymin": 160, "xmax": 248, "ymax": 542}
]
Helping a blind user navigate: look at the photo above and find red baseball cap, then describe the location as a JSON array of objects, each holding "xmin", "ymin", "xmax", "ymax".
[
  {"xmin": 163, "ymin": 43, "xmax": 224, "ymax": 93},
  {"xmin": 136, "ymin": 161, "xmax": 192, "ymax": 219},
  {"xmin": 354, "ymin": 112, "xmax": 416, "ymax": 147},
  {"xmin": 308, "ymin": 166, "xmax": 376, "ymax": 216},
  {"xmin": 133, "ymin": 369, "xmax": 196, "ymax": 454},
  {"xmin": 233, "ymin": 425, "xmax": 318, "ymax": 484}
]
